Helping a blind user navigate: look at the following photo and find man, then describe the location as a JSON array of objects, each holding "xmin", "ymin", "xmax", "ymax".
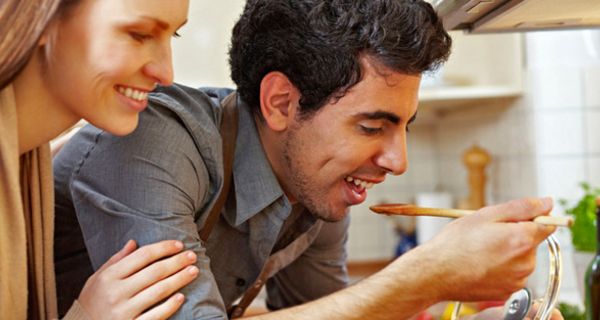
[{"xmin": 54, "ymin": 0, "xmax": 559, "ymax": 318}]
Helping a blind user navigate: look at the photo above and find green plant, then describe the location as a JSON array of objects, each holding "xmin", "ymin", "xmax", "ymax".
[
  {"xmin": 559, "ymin": 182, "xmax": 600, "ymax": 252},
  {"xmin": 557, "ymin": 302, "xmax": 585, "ymax": 320}
]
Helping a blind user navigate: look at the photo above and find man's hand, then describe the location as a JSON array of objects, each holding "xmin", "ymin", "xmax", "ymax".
[
  {"xmin": 418, "ymin": 197, "xmax": 556, "ymax": 302},
  {"xmin": 251, "ymin": 197, "xmax": 559, "ymax": 320},
  {"xmin": 464, "ymin": 302, "xmax": 564, "ymax": 319},
  {"xmin": 525, "ymin": 301, "xmax": 564, "ymax": 320}
]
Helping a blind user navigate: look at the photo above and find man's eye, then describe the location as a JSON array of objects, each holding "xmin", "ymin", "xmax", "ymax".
[
  {"xmin": 359, "ymin": 125, "xmax": 383, "ymax": 135},
  {"xmin": 130, "ymin": 32, "xmax": 153, "ymax": 42}
]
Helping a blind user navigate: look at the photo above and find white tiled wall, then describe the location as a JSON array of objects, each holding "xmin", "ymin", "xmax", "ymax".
[
  {"xmin": 584, "ymin": 66, "xmax": 600, "ymax": 108},
  {"xmin": 528, "ymin": 67, "xmax": 583, "ymax": 109},
  {"xmin": 519, "ymin": 30, "xmax": 600, "ymax": 305},
  {"xmin": 534, "ymin": 110, "xmax": 585, "ymax": 156},
  {"xmin": 586, "ymin": 110, "xmax": 600, "ymax": 153},
  {"xmin": 589, "ymin": 156, "xmax": 600, "ymax": 183}
]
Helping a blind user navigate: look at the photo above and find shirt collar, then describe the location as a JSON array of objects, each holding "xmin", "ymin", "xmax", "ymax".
[{"xmin": 226, "ymin": 95, "xmax": 291, "ymax": 226}]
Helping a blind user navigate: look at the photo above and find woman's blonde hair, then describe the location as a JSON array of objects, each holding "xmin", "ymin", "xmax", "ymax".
[{"xmin": 0, "ymin": 0, "xmax": 61, "ymax": 89}]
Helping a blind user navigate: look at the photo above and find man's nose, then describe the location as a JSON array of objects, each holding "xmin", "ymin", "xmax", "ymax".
[{"xmin": 374, "ymin": 137, "xmax": 408, "ymax": 176}]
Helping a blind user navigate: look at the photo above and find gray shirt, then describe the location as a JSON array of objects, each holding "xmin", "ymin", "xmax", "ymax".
[{"xmin": 53, "ymin": 84, "xmax": 349, "ymax": 319}]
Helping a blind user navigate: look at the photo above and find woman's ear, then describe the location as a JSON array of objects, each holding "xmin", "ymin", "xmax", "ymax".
[
  {"xmin": 258, "ymin": 71, "xmax": 300, "ymax": 132},
  {"xmin": 38, "ymin": 32, "xmax": 49, "ymax": 46},
  {"xmin": 37, "ymin": 15, "xmax": 63, "ymax": 50},
  {"xmin": 38, "ymin": 20, "xmax": 56, "ymax": 47}
]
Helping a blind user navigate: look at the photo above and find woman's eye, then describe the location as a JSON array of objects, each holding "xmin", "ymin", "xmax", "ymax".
[
  {"xmin": 359, "ymin": 125, "xmax": 383, "ymax": 135},
  {"xmin": 173, "ymin": 31, "xmax": 181, "ymax": 38},
  {"xmin": 129, "ymin": 32, "xmax": 153, "ymax": 42}
]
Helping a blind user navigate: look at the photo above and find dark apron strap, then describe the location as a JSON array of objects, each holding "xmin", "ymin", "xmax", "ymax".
[
  {"xmin": 228, "ymin": 219, "xmax": 324, "ymax": 318},
  {"xmin": 197, "ymin": 94, "xmax": 324, "ymax": 318},
  {"xmin": 199, "ymin": 92, "xmax": 238, "ymax": 242}
]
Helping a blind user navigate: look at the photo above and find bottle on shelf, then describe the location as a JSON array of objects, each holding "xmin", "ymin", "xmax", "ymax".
[{"xmin": 585, "ymin": 197, "xmax": 600, "ymax": 320}]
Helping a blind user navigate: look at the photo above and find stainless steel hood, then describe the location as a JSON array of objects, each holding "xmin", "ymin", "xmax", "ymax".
[{"xmin": 434, "ymin": 0, "xmax": 600, "ymax": 33}]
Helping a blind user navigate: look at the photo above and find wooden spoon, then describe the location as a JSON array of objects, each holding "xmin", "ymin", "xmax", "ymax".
[{"xmin": 370, "ymin": 203, "xmax": 573, "ymax": 227}]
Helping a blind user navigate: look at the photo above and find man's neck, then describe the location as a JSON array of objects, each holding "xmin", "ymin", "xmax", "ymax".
[{"xmin": 254, "ymin": 114, "xmax": 297, "ymax": 204}]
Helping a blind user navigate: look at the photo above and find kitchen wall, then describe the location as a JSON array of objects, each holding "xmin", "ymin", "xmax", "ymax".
[{"xmin": 172, "ymin": 0, "xmax": 243, "ymax": 87}]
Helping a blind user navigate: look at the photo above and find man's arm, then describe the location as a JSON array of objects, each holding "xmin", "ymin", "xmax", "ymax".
[
  {"xmin": 245, "ymin": 198, "xmax": 556, "ymax": 319},
  {"xmin": 60, "ymin": 107, "xmax": 229, "ymax": 319}
]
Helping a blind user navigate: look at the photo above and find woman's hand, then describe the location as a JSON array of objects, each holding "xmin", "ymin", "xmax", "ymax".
[{"xmin": 77, "ymin": 239, "xmax": 199, "ymax": 320}]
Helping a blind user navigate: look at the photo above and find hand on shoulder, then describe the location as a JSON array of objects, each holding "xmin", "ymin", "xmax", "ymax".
[{"xmin": 78, "ymin": 239, "xmax": 198, "ymax": 320}]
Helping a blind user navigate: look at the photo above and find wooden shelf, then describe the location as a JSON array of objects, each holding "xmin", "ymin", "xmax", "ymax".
[
  {"xmin": 420, "ymin": 85, "xmax": 521, "ymax": 102},
  {"xmin": 414, "ymin": 32, "xmax": 524, "ymax": 110},
  {"xmin": 418, "ymin": 85, "xmax": 522, "ymax": 109}
]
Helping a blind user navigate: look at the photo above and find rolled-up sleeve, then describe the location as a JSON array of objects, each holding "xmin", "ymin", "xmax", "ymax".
[
  {"xmin": 265, "ymin": 215, "xmax": 350, "ymax": 309},
  {"xmin": 68, "ymin": 106, "xmax": 228, "ymax": 319}
]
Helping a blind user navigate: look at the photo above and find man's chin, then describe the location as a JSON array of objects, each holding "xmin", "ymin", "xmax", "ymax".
[{"xmin": 312, "ymin": 206, "xmax": 351, "ymax": 222}]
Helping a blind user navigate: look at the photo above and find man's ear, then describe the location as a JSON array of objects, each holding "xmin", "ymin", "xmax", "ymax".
[{"xmin": 259, "ymin": 71, "xmax": 300, "ymax": 132}]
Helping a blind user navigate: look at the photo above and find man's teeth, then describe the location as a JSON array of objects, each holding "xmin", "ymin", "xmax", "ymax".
[
  {"xmin": 345, "ymin": 176, "xmax": 374, "ymax": 189},
  {"xmin": 117, "ymin": 86, "xmax": 148, "ymax": 101}
]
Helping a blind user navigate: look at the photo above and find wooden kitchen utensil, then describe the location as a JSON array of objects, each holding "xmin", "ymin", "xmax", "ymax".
[{"xmin": 370, "ymin": 203, "xmax": 574, "ymax": 227}]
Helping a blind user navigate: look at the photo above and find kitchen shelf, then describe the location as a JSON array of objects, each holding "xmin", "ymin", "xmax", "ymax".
[
  {"xmin": 420, "ymin": 85, "xmax": 521, "ymax": 102},
  {"xmin": 415, "ymin": 31, "xmax": 524, "ymax": 110},
  {"xmin": 418, "ymin": 85, "xmax": 522, "ymax": 109}
]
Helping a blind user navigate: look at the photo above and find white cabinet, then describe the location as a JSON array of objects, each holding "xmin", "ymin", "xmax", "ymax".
[{"xmin": 420, "ymin": 31, "xmax": 524, "ymax": 108}]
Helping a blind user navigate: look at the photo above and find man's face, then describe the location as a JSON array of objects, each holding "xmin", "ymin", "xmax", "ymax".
[{"xmin": 280, "ymin": 58, "xmax": 420, "ymax": 222}]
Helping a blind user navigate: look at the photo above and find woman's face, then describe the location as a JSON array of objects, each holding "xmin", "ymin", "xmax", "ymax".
[{"xmin": 43, "ymin": 0, "xmax": 189, "ymax": 135}]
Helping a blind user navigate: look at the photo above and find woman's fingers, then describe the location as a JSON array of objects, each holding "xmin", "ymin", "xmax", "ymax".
[
  {"xmin": 123, "ymin": 250, "xmax": 197, "ymax": 296},
  {"xmin": 78, "ymin": 240, "xmax": 196, "ymax": 320},
  {"xmin": 108, "ymin": 240, "xmax": 186, "ymax": 279},
  {"xmin": 129, "ymin": 265, "xmax": 199, "ymax": 313},
  {"xmin": 135, "ymin": 293, "xmax": 186, "ymax": 320},
  {"xmin": 96, "ymin": 239, "xmax": 137, "ymax": 273}
]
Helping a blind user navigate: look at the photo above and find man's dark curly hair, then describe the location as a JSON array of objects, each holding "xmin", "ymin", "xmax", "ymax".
[{"xmin": 229, "ymin": 0, "xmax": 452, "ymax": 118}]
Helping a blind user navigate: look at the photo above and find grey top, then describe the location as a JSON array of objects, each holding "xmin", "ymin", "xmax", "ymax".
[{"xmin": 53, "ymin": 84, "xmax": 350, "ymax": 319}]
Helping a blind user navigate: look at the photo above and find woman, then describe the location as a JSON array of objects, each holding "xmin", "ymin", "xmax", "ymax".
[{"xmin": 0, "ymin": 0, "xmax": 197, "ymax": 319}]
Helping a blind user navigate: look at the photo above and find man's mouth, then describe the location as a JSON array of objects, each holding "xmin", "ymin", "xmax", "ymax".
[
  {"xmin": 345, "ymin": 176, "xmax": 375, "ymax": 192},
  {"xmin": 342, "ymin": 176, "xmax": 377, "ymax": 205}
]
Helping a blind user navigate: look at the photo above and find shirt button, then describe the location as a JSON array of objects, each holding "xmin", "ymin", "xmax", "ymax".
[{"xmin": 236, "ymin": 278, "xmax": 246, "ymax": 287}]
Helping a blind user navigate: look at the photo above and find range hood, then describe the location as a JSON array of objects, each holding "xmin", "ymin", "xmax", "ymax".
[{"xmin": 434, "ymin": 0, "xmax": 600, "ymax": 33}]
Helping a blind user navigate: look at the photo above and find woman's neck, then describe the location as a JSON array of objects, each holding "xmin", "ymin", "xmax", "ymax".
[{"xmin": 12, "ymin": 50, "xmax": 79, "ymax": 155}]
